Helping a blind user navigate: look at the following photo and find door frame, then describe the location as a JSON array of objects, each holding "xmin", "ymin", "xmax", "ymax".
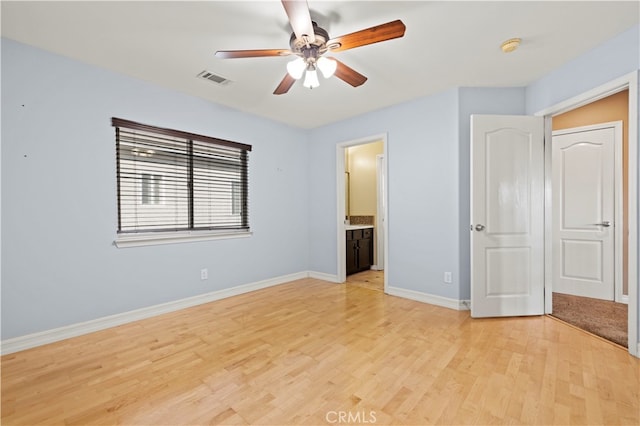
[
  {"xmin": 336, "ymin": 133, "xmax": 389, "ymax": 291},
  {"xmin": 536, "ymin": 71, "xmax": 638, "ymax": 357},
  {"xmin": 375, "ymin": 154, "xmax": 385, "ymax": 270},
  {"xmin": 551, "ymin": 121, "xmax": 623, "ymax": 302}
]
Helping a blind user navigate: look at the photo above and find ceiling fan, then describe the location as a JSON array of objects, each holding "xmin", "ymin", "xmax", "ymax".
[{"xmin": 215, "ymin": 0, "xmax": 406, "ymax": 95}]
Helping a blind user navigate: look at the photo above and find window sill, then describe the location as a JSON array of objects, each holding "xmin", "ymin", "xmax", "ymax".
[{"xmin": 114, "ymin": 229, "xmax": 252, "ymax": 248}]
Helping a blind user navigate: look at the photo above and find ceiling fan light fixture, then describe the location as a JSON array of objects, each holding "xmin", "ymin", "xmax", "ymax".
[
  {"xmin": 286, "ymin": 57, "xmax": 306, "ymax": 79},
  {"xmin": 317, "ymin": 57, "xmax": 337, "ymax": 78},
  {"xmin": 303, "ymin": 68, "xmax": 320, "ymax": 89}
]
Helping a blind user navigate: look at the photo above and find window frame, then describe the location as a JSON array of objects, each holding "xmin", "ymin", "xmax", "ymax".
[{"xmin": 112, "ymin": 117, "xmax": 252, "ymax": 248}]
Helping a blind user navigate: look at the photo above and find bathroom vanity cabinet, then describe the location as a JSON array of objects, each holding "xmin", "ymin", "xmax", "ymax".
[{"xmin": 346, "ymin": 226, "xmax": 373, "ymax": 275}]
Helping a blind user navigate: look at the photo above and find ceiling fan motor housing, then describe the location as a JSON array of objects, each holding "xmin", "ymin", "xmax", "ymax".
[{"xmin": 289, "ymin": 22, "xmax": 331, "ymax": 60}]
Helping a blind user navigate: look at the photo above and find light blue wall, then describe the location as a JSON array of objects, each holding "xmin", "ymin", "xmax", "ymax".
[
  {"xmin": 309, "ymin": 90, "xmax": 462, "ymax": 299},
  {"xmin": 307, "ymin": 87, "xmax": 526, "ymax": 301},
  {"xmin": 3, "ymin": 23, "xmax": 639, "ymax": 342},
  {"xmin": 1, "ymin": 38, "xmax": 310, "ymax": 339},
  {"xmin": 526, "ymin": 25, "xmax": 640, "ymax": 115}
]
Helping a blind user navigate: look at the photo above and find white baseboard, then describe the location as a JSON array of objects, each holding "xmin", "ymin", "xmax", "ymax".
[
  {"xmin": 386, "ymin": 286, "xmax": 470, "ymax": 311},
  {"xmin": 308, "ymin": 271, "xmax": 340, "ymax": 283},
  {"xmin": 616, "ymin": 294, "xmax": 629, "ymax": 305},
  {"xmin": 1, "ymin": 271, "xmax": 309, "ymax": 355},
  {"xmin": 1, "ymin": 272, "xmax": 469, "ymax": 355}
]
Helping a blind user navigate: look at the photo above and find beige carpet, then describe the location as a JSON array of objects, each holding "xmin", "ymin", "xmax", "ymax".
[{"xmin": 552, "ymin": 292, "xmax": 627, "ymax": 347}]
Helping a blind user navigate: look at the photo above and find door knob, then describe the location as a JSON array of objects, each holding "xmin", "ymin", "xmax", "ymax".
[
  {"xmin": 475, "ymin": 224, "xmax": 485, "ymax": 231},
  {"xmin": 596, "ymin": 221, "xmax": 611, "ymax": 227}
]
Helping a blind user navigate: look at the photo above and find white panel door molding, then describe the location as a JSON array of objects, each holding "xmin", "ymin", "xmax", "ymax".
[
  {"xmin": 471, "ymin": 115, "xmax": 545, "ymax": 317},
  {"xmin": 552, "ymin": 123, "xmax": 621, "ymax": 301}
]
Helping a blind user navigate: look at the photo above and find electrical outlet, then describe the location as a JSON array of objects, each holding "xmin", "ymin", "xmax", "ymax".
[
  {"xmin": 444, "ymin": 272, "xmax": 452, "ymax": 283},
  {"xmin": 200, "ymin": 268, "xmax": 208, "ymax": 280}
]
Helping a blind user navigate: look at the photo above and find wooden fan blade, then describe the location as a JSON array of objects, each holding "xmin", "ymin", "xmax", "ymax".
[
  {"xmin": 215, "ymin": 49, "xmax": 291, "ymax": 59},
  {"xmin": 281, "ymin": 0, "xmax": 315, "ymax": 43},
  {"xmin": 328, "ymin": 20, "xmax": 406, "ymax": 52},
  {"xmin": 331, "ymin": 58, "xmax": 367, "ymax": 87},
  {"xmin": 274, "ymin": 73, "xmax": 297, "ymax": 95}
]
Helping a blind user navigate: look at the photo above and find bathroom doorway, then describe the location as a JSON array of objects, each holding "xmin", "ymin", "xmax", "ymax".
[{"xmin": 336, "ymin": 133, "xmax": 388, "ymax": 291}]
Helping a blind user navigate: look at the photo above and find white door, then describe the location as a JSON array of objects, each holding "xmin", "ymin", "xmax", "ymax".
[
  {"xmin": 552, "ymin": 124, "xmax": 619, "ymax": 301},
  {"xmin": 471, "ymin": 115, "xmax": 545, "ymax": 317}
]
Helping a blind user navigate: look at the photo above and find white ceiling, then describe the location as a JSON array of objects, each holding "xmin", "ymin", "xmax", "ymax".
[{"xmin": 2, "ymin": 1, "xmax": 638, "ymax": 129}]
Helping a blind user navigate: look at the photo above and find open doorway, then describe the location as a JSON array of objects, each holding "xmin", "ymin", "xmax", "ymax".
[
  {"xmin": 471, "ymin": 71, "xmax": 640, "ymax": 357},
  {"xmin": 336, "ymin": 134, "xmax": 388, "ymax": 292},
  {"xmin": 549, "ymin": 91, "xmax": 629, "ymax": 347},
  {"xmin": 538, "ymin": 71, "xmax": 639, "ymax": 356}
]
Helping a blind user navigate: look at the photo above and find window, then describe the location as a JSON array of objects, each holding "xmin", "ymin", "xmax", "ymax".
[
  {"xmin": 141, "ymin": 173, "xmax": 162, "ymax": 205},
  {"xmin": 113, "ymin": 118, "xmax": 251, "ymax": 243}
]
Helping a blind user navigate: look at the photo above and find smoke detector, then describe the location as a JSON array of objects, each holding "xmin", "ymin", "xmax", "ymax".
[{"xmin": 500, "ymin": 38, "xmax": 521, "ymax": 53}]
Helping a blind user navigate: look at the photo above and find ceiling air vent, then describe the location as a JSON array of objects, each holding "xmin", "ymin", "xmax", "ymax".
[{"xmin": 197, "ymin": 70, "xmax": 232, "ymax": 86}]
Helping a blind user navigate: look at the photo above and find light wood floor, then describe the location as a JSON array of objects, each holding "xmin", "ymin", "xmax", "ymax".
[
  {"xmin": 2, "ymin": 278, "xmax": 639, "ymax": 425},
  {"xmin": 345, "ymin": 269, "xmax": 384, "ymax": 292}
]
